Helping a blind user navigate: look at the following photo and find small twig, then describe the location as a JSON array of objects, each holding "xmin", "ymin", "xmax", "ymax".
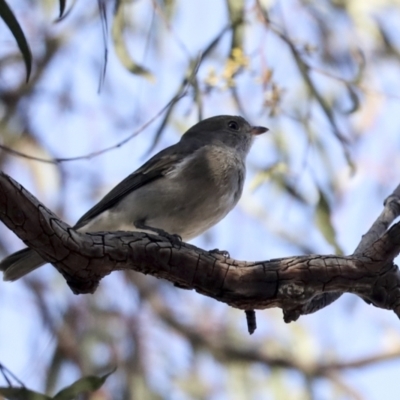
[
  {"xmin": 150, "ymin": 0, "xmax": 192, "ymax": 58},
  {"xmin": 354, "ymin": 186, "xmax": 400, "ymax": 255},
  {"xmin": 0, "ymin": 87, "xmax": 189, "ymax": 164},
  {"xmin": 245, "ymin": 309, "xmax": 257, "ymax": 334},
  {"xmin": 145, "ymin": 22, "xmax": 234, "ymax": 154},
  {"xmin": 0, "ymin": 363, "xmax": 26, "ymax": 388},
  {"xmin": 97, "ymin": 0, "xmax": 109, "ymax": 93},
  {"xmin": 324, "ymin": 372, "xmax": 363, "ymax": 400},
  {"xmin": 307, "ymin": 64, "xmax": 400, "ymax": 102}
]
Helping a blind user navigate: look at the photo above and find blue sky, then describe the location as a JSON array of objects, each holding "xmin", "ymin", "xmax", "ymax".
[{"xmin": 2, "ymin": 0, "xmax": 400, "ymax": 399}]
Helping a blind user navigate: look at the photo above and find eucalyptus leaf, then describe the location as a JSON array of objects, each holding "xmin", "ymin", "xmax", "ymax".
[
  {"xmin": 112, "ymin": 1, "xmax": 153, "ymax": 80},
  {"xmin": 0, "ymin": 387, "xmax": 51, "ymax": 400},
  {"xmin": 58, "ymin": 0, "xmax": 66, "ymax": 18},
  {"xmin": 226, "ymin": 0, "xmax": 244, "ymax": 53},
  {"xmin": 52, "ymin": 368, "xmax": 116, "ymax": 400},
  {"xmin": 0, "ymin": 0, "xmax": 32, "ymax": 81}
]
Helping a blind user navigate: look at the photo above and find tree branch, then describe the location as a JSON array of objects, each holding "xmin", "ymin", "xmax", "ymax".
[{"xmin": 1, "ymin": 170, "xmax": 400, "ymax": 322}]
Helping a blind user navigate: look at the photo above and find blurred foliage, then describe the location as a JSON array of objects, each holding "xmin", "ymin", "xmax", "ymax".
[
  {"xmin": 0, "ymin": 364, "xmax": 115, "ymax": 399},
  {"xmin": 112, "ymin": 0, "xmax": 154, "ymax": 80},
  {"xmin": 0, "ymin": 0, "xmax": 31, "ymax": 81},
  {"xmin": 1, "ymin": 0, "xmax": 400, "ymax": 399}
]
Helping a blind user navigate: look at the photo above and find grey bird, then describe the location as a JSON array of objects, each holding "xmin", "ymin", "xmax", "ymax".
[{"xmin": 1, "ymin": 115, "xmax": 268, "ymax": 281}]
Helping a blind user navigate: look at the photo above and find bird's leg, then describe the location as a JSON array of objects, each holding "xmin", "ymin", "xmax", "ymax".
[{"xmin": 134, "ymin": 220, "xmax": 182, "ymax": 247}]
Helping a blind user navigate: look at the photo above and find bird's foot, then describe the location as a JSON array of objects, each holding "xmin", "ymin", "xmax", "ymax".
[
  {"xmin": 208, "ymin": 248, "xmax": 230, "ymax": 258},
  {"xmin": 134, "ymin": 221, "xmax": 182, "ymax": 247}
]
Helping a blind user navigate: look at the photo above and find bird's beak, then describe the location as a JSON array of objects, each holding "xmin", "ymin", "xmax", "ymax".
[{"xmin": 251, "ymin": 126, "xmax": 269, "ymax": 135}]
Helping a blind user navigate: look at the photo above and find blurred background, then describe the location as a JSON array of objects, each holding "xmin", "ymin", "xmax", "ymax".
[{"xmin": 1, "ymin": 0, "xmax": 400, "ymax": 399}]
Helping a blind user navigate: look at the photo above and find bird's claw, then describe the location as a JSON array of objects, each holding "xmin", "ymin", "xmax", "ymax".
[
  {"xmin": 208, "ymin": 248, "xmax": 230, "ymax": 258},
  {"xmin": 164, "ymin": 232, "xmax": 182, "ymax": 248},
  {"xmin": 134, "ymin": 221, "xmax": 182, "ymax": 247}
]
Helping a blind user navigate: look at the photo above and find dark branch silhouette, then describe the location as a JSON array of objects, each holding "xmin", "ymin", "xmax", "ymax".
[{"xmin": 1, "ymin": 170, "xmax": 400, "ymax": 323}]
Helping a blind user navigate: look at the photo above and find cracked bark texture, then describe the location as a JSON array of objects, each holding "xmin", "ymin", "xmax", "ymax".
[{"xmin": 1, "ymin": 170, "xmax": 400, "ymax": 322}]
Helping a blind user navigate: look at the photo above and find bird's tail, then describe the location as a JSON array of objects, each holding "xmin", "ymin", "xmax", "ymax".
[{"xmin": 0, "ymin": 248, "xmax": 46, "ymax": 281}]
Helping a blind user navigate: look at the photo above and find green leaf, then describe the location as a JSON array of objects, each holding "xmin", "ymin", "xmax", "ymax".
[
  {"xmin": 58, "ymin": 0, "xmax": 66, "ymax": 19},
  {"xmin": 0, "ymin": 387, "xmax": 51, "ymax": 400},
  {"xmin": 112, "ymin": 1, "xmax": 153, "ymax": 80},
  {"xmin": 52, "ymin": 368, "xmax": 116, "ymax": 400},
  {"xmin": 315, "ymin": 190, "xmax": 343, "ymax": 255},
  {"xmin": 0, "ymin": 0, "xmax": 32, "ymax": 82},
  {"xmin": 226, "ymin": 0, "xmax": 244, "ymax": 53}
]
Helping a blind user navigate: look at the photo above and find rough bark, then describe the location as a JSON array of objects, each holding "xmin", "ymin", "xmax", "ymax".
[{"xmin": 1, "ymin": 171, "xmax": 400, "ymax": 322}]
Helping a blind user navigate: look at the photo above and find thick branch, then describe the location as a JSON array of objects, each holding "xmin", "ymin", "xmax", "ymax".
[
  {"xmin": 288, "ymin": 184, "xmax": 400, "ymax": 320},
  {"xmin": 1, "ymin": 171, "xmax": 400, "ymax": 321}
]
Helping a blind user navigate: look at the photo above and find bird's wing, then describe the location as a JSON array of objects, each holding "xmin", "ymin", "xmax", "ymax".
[{"xmin": 74, "ymin": 144, "xmax": 187, "ymax": 230}]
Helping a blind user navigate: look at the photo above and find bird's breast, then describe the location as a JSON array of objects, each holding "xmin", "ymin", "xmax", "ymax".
[{"xmin": 167, "ymin": 145, "xmax": 246, "ymax": 223}]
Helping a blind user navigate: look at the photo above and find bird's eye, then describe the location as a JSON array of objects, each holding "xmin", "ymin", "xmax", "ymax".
[{"xmin": 228, "ymin": 121, "xmax": 239, "ymax": 130}]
